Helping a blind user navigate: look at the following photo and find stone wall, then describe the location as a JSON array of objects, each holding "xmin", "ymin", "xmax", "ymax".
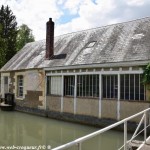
[
  {"xmin": 63, "ymin": 97, "xmax": 74, "ymax": 114},
  {"xmin": 101, "ymin": 100, "xmax": 117, "ymax": 119},
  {"xmin": 16, "ymin": 91, "xmax": 43, "ymax": 108},
  {"xmin": 120, "ymin": 100, "xmax": 150, "ymax": 122},
  {"xmin": 9, "ymin": 72, "xmax": 15, "ymax": 93},
  {"xmin": 46, "ymin": 96, "xmax": 61, "ymax": 112},
  {"xmin": 1, "ymin": 69, "xmax": 45, "ymax": 109},
  {"xmin": 76, "ymin": 98, "xmax": 99, "ymax": 117},
  {"xmin": 45, "ymin": 95, "xmax": 150, "ymax": 123}
]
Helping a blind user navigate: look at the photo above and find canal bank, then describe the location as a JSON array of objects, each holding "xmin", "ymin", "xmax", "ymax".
[{"xmin": 15, "ymin": 105, "xmax": 147, "ymax": 134}]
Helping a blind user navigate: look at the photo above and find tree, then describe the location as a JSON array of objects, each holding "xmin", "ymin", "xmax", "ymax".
[
  {"xmin": 142, "ymin": 63, "xmax": 150, "ymax": 84},
  {"xmin": 16, "ymin": 24, "xmax": 35, "ymax": 51},
  {"xmin": 0, "ymin": 24, "xmax": 6, "ymax": 68},
  {"xmin": 0, "ymin": 5, "xmax": 17, "ymax": 63}
]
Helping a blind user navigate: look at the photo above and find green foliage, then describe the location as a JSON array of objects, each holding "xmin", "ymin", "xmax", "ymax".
[
  {"xmin": 142, "ymin": 63, "xmax": 150, "ymax": 84},
  {"xmin": 0, "ymin": 24, "xmax": 6, "ymax": 67},
  {"xmin": 0, "ymin": 5, "xmax": 35, "ymax": 68},
  {"xmin": 16, "ymin": 24, "xmax": 35, "ymax": 51},
  {"xmin": 0, "ymin": 5, "xmax": 17, "ymax": 67}
]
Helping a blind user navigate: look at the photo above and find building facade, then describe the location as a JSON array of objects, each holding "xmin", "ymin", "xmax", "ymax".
[{"xmin": 1, "ymin": 17, "xmax": 150, "ymax": 123}]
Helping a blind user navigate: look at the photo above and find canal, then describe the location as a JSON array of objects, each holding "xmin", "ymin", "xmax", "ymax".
[{"xmin": 0, "ymin": 111, "xmax": 143, "ymax": 150}]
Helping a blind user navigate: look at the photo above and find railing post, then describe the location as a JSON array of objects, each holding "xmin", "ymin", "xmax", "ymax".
[
  {"xmin": 144, "ymin": 112, "xmax": 147, "ymax": 143},
  {"xmin": 124, "ymin": 121, "xmax": 127, "ymax": 150},
  {"xmin": 78, "ymin": 143, "xmax": 82, "ymax": 150}
]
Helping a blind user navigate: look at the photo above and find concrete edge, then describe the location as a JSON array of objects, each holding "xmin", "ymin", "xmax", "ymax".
[{"xmin": 15, "ymin": 105, "xmax": 147, "ymax": 133}]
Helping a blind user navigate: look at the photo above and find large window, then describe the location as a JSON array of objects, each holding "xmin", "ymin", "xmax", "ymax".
[
  {"xmin": 120, "ymin": 74, "xmax": 145, "ymax": 100},
  {"xmin": 64, "ymin": 76, "xmax": 75, "ymax": 96},
  {"xmin": 47, "ymin": 76, "xmax": 62, "ymax": 95},
  {"xmin": 17, "ymin": 75, "xmax": 24, "ymax": 97},
  {"xmin": 77, "ymin": 75, "xmax": 99, "ymax": 97},
  {"xmin": 103, "ymin": 75, "xmax": 118, "ymax": 99},
  {"xmin": 46, "ymin": 73, "xmax": 145, "ymax": 101}
]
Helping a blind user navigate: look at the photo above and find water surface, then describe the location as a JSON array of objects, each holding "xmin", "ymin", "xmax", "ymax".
[{"xmin": 0, "ymin": 111, "xmax": 143, "ymax": 150}]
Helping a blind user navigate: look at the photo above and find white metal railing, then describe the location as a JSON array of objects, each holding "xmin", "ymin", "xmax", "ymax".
[{"xmin": 52, "ymin": 108, "xmax": 150, "ymax": 150}]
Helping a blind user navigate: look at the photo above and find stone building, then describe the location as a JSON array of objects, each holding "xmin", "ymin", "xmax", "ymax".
[{"xmin": 1, "ymin": 17, "xmax": 150, "ymax": 123}]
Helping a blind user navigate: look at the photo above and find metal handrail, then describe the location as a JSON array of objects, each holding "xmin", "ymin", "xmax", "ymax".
[{"xmin": 52, "ymin": 108, "xmax": 150, "ymax": 150}]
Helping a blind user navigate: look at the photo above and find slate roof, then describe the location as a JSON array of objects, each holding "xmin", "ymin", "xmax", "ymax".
[{"xmin": 1, "ymin": 17, "xmax": 150, "ymax": 71}]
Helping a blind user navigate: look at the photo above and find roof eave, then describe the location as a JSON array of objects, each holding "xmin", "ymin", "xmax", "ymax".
[{"xmin": 44, "ymin": 60, "xmax": 150, "ymax": 71}]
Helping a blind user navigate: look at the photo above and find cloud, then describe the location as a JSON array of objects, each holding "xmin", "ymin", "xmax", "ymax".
[
  {"xmin": 0, "ymin": 0, "xmax": 150, "ymax": 41},
  {"xmin": 63, "ymin": 0, "xmax": 84, "ymax": 15},
  {"xmin": 126, "ymin": 0, "xmax": 146, "ymax": 6},
  {"xmin": 56, "ymin": 0, "xmax": 150, "ymax": 36},
  {"xmin": 0, "ymin": 0, "xmax": 63, "ymax": 40}
]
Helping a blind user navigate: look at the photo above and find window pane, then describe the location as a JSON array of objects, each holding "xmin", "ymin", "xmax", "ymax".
[
  {"xmin": 4, "ymin": 76, "xmax": 9, "ymax": 93},
  {"xmin": 64, "ymin": 76, "xmax": 75, "ymax": 96},
  {"xmin": 18, "ymin": 75, "xmax": 24, "ymax": 97},
  {"xmin": 93, "ymin": 75, "xmax": 99, "ymax": 97},
  {"xmin": 4, "ymin": 77, "xmax": 8, "ymax": 84},
  {"xmin": 121, "ymin": 74, "xmax": 145, "ymax": 101},
  {"xmin": 86, "ymin": 75, "xmax": 90, "ymax": 96},
  {"xmin": 130, "ymin": 74, "xmax": 134, "ymax": 100},
  {"xmin": 77, "ymin": 76, "xmax": 80, "ymax": 96},
  {"xmin": 120, "ymin": 75, "xmax": 124, "ymax": 99},
  {"xmin": 50, "ymin": 76, "xmax": 62, "ymax": 95},
  {"xmin": 125, "ymin": 74, "xmax": 129, "ymax": 100},
  {"xmin": 110, "ymin": 76, "xmax": 113, "ymax": 98},
  {"xmin": 77, "ymin": 75, "xmax": 99, "ymax": 97},
  {"xmin": 103, "ymin": 76, "xmax": 106, "ymax": 98},
  {"xmin": 102, "ymin": 75, "xmax": 117, "ymax": 99},
  {"xmin": 47, "ymin": 77, "xmax": 51, "ymax": 95},
  {"xmin": 135, "ymin": 74, "xmax": 139, "ymax": 100},
  {"xmin": 107, "ymin": 76, "xmax": 110, "ymax": 98},
  {"xmin": 114, "ymin": 75, "xmax": 118, "ymax": 98},
  {"xmin": 140, "ymin": 75, "xmax": 145, "ymax": 100}
]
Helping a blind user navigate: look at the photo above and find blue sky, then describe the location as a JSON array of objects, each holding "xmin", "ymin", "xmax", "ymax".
[{"xmin": 0, "ymin": 0, "xmax": 150, "ymax": 40}]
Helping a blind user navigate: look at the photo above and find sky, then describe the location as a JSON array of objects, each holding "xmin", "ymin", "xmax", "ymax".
[{"xmin": 0, "ymin": 0, "xmax": 150, "ymax": 41}]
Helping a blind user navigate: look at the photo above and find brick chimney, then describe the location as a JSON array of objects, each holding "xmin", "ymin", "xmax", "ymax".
[{"xmin": 46, "ymin": 18, "xmax": 54, "ymax": 59}]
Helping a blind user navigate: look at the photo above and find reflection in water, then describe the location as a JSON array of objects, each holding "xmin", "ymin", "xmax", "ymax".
[{"xmin": 0, "ymin": 111, "xmax": 143, "ymax": 150}]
